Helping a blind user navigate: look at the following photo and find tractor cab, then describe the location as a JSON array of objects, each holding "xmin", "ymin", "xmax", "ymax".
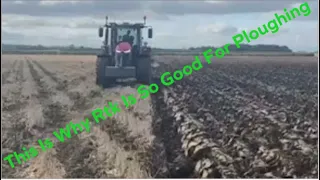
[
  {"xmin": 96, "ymin": 16, "xmax": 153, "ymax": 88},
  {"xmin": 98, "ymin": 16, "xmax": 152, "ymax": 63}
]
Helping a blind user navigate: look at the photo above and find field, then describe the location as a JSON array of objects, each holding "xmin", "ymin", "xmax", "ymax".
[{"xmin": 1, "ymin": 54, "xmax": 318, "ymax": 178}]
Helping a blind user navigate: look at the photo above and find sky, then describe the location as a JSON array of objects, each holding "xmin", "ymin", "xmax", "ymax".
[{"xmin": 2, "ymin": 0, "xmax": 319, "ymax": 52}]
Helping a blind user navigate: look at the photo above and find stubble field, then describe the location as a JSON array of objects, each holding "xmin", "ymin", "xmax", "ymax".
[{"xmin": 1, "ymin": 54, "xmax": 318, "ymax": 178}]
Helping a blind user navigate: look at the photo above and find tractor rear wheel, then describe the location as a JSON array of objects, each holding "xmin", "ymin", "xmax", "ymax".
[
  {"xmin": 96, "ymin": 56, "xmax": 115, "ymax": 88},
  {"xmin": 136, "ymin": 56, "xmax": 152, "ymax": 84}
]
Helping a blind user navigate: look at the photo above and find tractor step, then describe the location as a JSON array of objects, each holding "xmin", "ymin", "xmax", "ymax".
[{"xmin": 105, "ymin": 66, "xmax": 136, "ymax": 78}]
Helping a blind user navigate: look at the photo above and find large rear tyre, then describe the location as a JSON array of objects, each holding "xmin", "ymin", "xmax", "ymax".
[
  {"xmin": 136, "ymin": 56, "xmax": 152, "ymax": 85},
  {"xmin": 96, "ymin": 56, "xmax": 115, "ymax": 88}
]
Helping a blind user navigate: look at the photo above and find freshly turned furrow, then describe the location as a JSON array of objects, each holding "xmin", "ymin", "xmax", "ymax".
[
  {"xmin": 185, "ymin": 69, "xmax": 317, "ymax": 141},
  {"xmin": 238, "ymin": 64, "xmax": 317, "ymax": 92},
  {"xmin": 179, "ymin": 73, "xmax": 316, "ymax": 177},
  {"xmin": 155, "ymin": 59, "xmax": 317, "ymax": 178},
  {"xmin": 169, "ymin": 85, "xmax": 257, "ymax": 177},
  {"xmin": 203, "ymin": 69, "xmax": 317, "ymax": 138},
  {"xmin": 222, "ymin": 72, "xmax": 316, "ymax": 107},
  {"xmin": 163, "ymin": 88, "xmax": 237, "ymax": 178},
  {"xmin": 2, "ymin": 55, "xmax": 316, "ymax": 178},
  {"xmin": 215, "ymin": 65, "xmax": 317, "ymax": 110},
  {"xmin": 199, "ymin": 66, "xmax": 313, "ymax": 110}
]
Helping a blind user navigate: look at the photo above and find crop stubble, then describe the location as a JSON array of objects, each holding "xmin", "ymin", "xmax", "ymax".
[
  {"xmin": 1, "ymin": 54, "xmax": 318, "ymax": 178},
  {"xmin": 2, "ymin": 54, "xmax": 154, "ymax": 178}
]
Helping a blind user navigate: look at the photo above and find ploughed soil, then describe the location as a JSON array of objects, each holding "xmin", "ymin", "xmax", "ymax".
[{"xmin": 1, "ymin": 54, "xmax": 318, "ymax": 178}]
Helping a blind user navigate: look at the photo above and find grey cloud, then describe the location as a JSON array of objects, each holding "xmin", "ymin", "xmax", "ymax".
[
  {"xmin": 197, "ymin": 24, "xmax": 239, "ymax": 36},
  {"xmin": 2, "ymin": 0, "xmax": 318, "ymax": 20},
  {"xmin": 148, "ymin": 0, "xmax": 317, "ymax": 20},
  {"xmin": 218, "ymin": 26, "xmax": 238, "ymax": 35},
  {"xmin": 2, "ymin": 14, "xmax": 103, "ymax": 29},
  {"xmin": 2, "ymin": 28, "xmax": 101, "ymax": 47},
  {"xmin": 2, "ymin": 30, "xmax": 26, "ymax": 44},
  {"xmin": 290, "ymin": 1, "xmax": 318, "ymax": 21},
  {"xmin": 2, "ymin": 1, "xmax": 148, "ymax": 17},
  {"xmin": 1, "ymin": 0, "xmax": 317, "ymax": 50}
]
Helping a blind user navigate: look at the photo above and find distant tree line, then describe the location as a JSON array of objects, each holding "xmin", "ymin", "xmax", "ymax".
[
  {"xmin": 3, "ymin": 43, "xmax": 293, "ymax": 52},
  {"xmin": 162, "ymin": 44, "xmax": 292, "ymax": 52},
  {"xmin": 2, "ymin": 44, "xmax": 100, "ymax": 51},
  {"xmin": 3, "ymin": 43, "xmax": 315, "ymax": 56}
]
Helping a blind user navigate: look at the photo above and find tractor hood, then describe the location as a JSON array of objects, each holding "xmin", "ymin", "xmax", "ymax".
[{"xmin": 115, "ymin": 42, "xmax": 132, "ymax": 53}]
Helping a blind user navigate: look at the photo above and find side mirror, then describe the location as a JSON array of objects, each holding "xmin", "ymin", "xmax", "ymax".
[
  {"xmin": 148, "ymin": 28, "xmax": 153, "ymax": 38},
  {"xmin": 99, "ymin": 27, "xmax": 103, "ymax": 37}
]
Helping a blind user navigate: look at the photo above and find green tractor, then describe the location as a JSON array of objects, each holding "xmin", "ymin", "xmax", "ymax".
[{"xmin": 96, "ymin": 16, "xmax": 153, "ymax": 88}]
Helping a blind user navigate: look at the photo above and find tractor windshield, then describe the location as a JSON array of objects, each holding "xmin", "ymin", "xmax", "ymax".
[{"xmin": 117, "ymin": 28, "xmax": 138, "ymax": 46}]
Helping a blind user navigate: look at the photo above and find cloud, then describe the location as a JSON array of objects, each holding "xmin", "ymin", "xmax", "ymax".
[
  {"xmin": 2, "ymin": 30, "xmax": 26, "ymax": 44},
  {"xmin": 2, "ymin": 1, "xmax": 148, "ymax": 18},
  {"xmin": 2, "ymin": 14, "xmax": 103, "ymax": 29},
  {"xmin": 2, "ymin": 0, "xmax": 317, "ymax": 19},
  {"xmin": 2, "ymin": 27, "xmax": 100, "ymax": 47},
  {"xmin": 258, "ymin": 1, "xmax": 318, "ymax": 21},
  {"xmin": 196, "ymin": 23, "xmax": 239, "ymax": 35},
  {"xmin": 13, "ymin": 0, "xmax": 25, "ymax": 4},
  {"xmin": 38, "ymin": 0, "xmax": 93, "ymax": 6},
  {"xmin": 1, "ymin": 0, "xmax": 318, "ymax": 51},
  {"xmin": 146, "ymin": 0, "xmax": 317, "ymax": 17}
]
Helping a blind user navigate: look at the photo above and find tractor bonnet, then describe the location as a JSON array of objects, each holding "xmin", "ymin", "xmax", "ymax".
[{"xmin": 115, "ymin": 42, "xmax": 132, "ymax": 53}]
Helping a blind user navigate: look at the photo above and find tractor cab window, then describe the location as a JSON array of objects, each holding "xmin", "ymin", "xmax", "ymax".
[{"xmin": 117, "ymin": 28, "xmax": 137, "ymax": 46}]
